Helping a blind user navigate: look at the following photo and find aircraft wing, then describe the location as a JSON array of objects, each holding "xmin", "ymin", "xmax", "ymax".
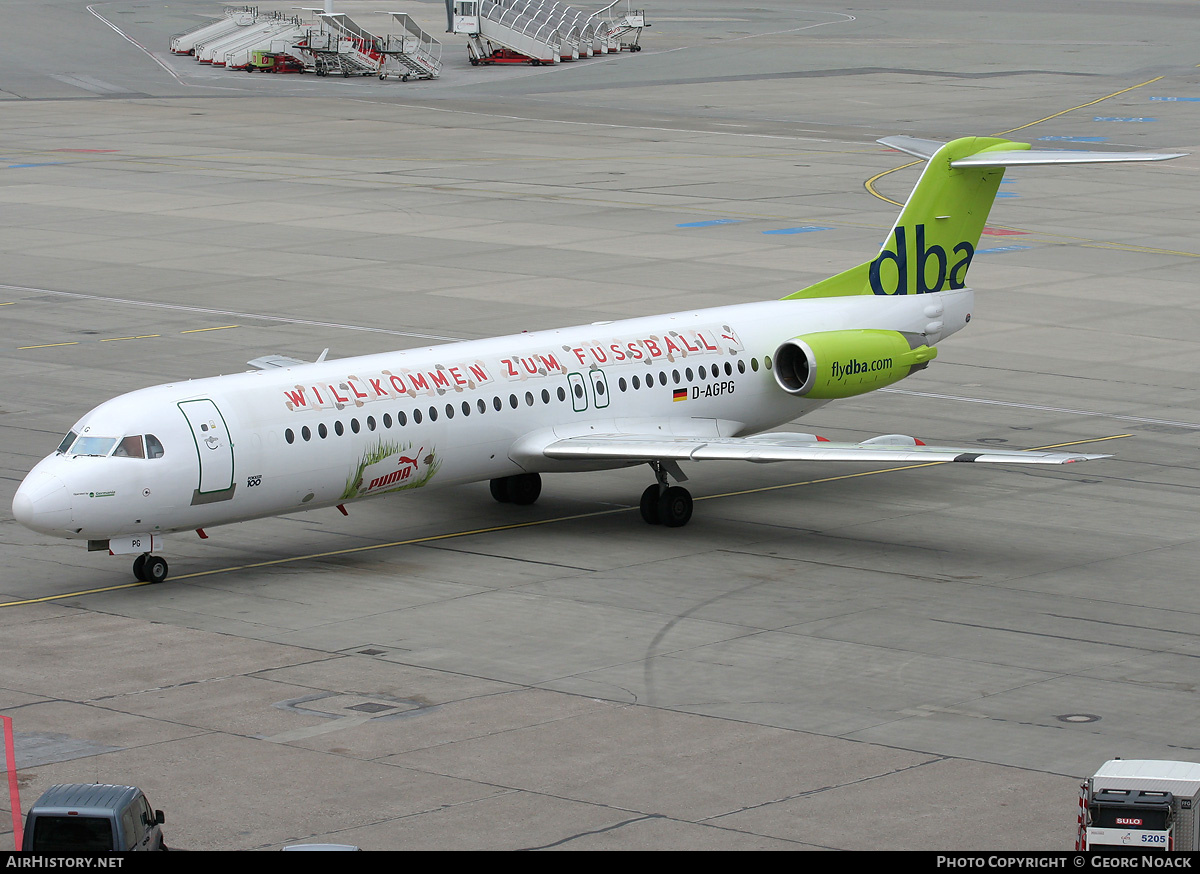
[
  {"xmin": 539, "ymin": 432, "xmax": 1107, "ymax": 465},
  {"xmin": 247, "ymin": 348, "xmax": 330, "ymax": 370},
  {"xmin": 247, "ymin": 354, "xmax": 308, "ymax": 370}
]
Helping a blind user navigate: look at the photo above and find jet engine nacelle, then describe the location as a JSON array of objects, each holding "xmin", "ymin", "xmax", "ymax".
[{"xmin": 773, "ymin": 330, "xmax": 937, "ymax": 399}]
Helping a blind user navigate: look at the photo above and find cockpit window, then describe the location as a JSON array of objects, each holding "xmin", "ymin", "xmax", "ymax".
[
  {"xmin": 68, "ymin": 437, "xmax": 117, "ymax": 457},
  {"xmin": 113, "ymin": 435, "xmax": 145, "ymax": 459},
  {"xmin": 145, "ymin": 434, "xmax": 165, "ymax": 459},
  {"xmin": 56, "ymin": 431, "xmax": 79, "ymax": 455}
]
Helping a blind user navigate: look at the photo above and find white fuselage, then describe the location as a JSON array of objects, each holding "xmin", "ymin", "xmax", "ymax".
[{"xmin": 12, "ymin": 289, "xmax": 971, "ymax": 544}]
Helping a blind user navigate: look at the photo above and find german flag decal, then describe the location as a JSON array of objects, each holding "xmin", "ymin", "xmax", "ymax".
[{"xmin": 673, "ymin": 388, "xmax": 688, "ymax": 402}]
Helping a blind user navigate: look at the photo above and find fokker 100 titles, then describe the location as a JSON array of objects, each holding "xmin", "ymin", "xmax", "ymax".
[{"xmin": 282, "ymin": 324, "xmax": 744, "ymax": 413}]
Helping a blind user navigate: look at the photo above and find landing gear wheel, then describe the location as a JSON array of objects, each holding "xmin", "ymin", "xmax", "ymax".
[
  {"xmin": 657, "ymin": 486, "xmax": 693, "ymax": 528},
  {"xmin": 639, "ymin": 485, "xmax": 662, "ymax": 525},
  {"xmin": 490, "ymin": 473, "xmax": 542, "ymax": 505},
  {"xmin": 133, "ymin": 554, "xmax": 168, "ymax": 583},
  {"xmin": 489, "ymin": 477, "xmax": 511, "ymax": 503},
  {"xmin": 507, "ymin": 473, "xmax": 541, "ymax": 506},
  {"xmin": 143, "ymin": 555, "xmax": 169, "ymax": 584}
]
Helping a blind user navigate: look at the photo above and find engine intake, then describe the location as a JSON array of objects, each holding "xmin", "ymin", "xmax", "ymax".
[{"xmin": 773, "ymin": 330, "xmax": 936, "ymax": 399}]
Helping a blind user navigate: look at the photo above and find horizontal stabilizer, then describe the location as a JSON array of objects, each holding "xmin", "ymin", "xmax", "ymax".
[
  {"xmin": 877, "ymin": 136, "xmax": 947, "ymax": 160},
  {"xmin": 879, "ymin": 134, "xmax": 1186, "ymax": 166},
  {"xmin": 951, "ymin": 149, "xmax": 1188, "ymax": 167}
]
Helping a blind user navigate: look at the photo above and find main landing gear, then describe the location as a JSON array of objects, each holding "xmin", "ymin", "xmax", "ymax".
[
  {"xmin": 639, "ymin": 460, "xmax": 693, "ymax": 528},
  {"xmin": 133, "ymin": 553, "xmax": 169, "ymax": 584},
  {"xmin": 489, "ymin": 472, "xmax": 542, "ymax": 505}
]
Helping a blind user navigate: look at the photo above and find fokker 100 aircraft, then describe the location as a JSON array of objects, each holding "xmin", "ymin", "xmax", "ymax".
[{"xmin": 12, "ymin": 136, "xmax": 1185, "ymax": 583}]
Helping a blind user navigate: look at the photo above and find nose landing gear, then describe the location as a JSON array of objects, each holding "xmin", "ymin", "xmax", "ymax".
[{"xmin": 133, "ymin": 553, "xmax": 169, "ymax": 584}]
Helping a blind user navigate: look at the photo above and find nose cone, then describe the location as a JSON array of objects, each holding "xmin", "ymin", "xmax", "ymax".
[{"xmin": 12, "ymin": 470, "xmax": 73, "ymax": 534}]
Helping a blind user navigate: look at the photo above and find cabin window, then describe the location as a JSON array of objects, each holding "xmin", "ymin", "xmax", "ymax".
[
  {"xmin": 351, "ymin": 418, "xmax": 360, "ymax": 434},
  {"xmin": 509, "ymin": 394, "xmax": 518, "ymax": 409},
  {"xmin": 302, "ymin": 426, "xmax": 311, "ymax": 441},
  {"xmin": 751, "ymin": 358, "xmax": 759, "ymax": 372},
  {"xmin": 724, "ymin": 362, "xmax": 733, "ymax": 376},
  {"xmin": 478, "ymin": 399, "xmax": 487, "ymax": 414},
  {"xmin": 413, "ymin": 409, "xmax": 422, "ymax": 424},
  {"xmin": 56, "ymin": 431, "xmax": 78, "ymax": 454},
  {"xmin": 764, "ymin": 355, "xmax": 772, "ymax": 370},
  {"xmin": 463, "ymin": 401, "xmax": 471, "ymax": 416},
  {"xmin": 113, "ymin": 435, "xmax": 145, "ymax": 458},
  {"xmin": 737, "ymin": 359, "xmax": 746, "ymax": 374},
  {"xmin": 367, "ymin": 416, "xmax": 377, "ymax": 431},
  {"xmin": 493, "ymin": 396, "xmax": 502, "ymax": 411},
  {"xmin": 541, "ymin": 389, "xmax": 550, "ymax": 404},
  {"xmin": 672, "ymin": 370, "xmax": 680, "ymax": 384},
  {"xmin": 631, "ymin": 375, "xmax": 640, "ymax": 390},
  {"xmin": 444, "ymin": 404, "xmax": 454, "ymax": 419},
  {"xmin": 398, "ymin": 411, "xmax": 408, "ymax": 426},
  {"xmin": 285, "ymin": 429, "xmax": 295, "ymax": 444},
  {"xmin": 525, "ymin": 391, "xmax": 534, "ymax": 407},
  {"xmin": 318, "ymin": 423, "xmax": 328, "ymax": 439},
  {"xmin": 383, "ymin": 413, "xmax": 392, "ymax": 429},
  {"xmin": 335, "ymin": 421, "xmax": 345, "ymax": 436}
]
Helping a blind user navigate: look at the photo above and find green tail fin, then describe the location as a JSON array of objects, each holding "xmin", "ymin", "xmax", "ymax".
[{"xmin": 785, "ymin": 136, "xmax": 1029, "ymax": 299}]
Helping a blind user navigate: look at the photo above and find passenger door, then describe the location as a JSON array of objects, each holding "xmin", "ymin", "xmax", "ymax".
[{"xmin": 178, "ymin": 399, "xmax": 235, "ymax": 496}]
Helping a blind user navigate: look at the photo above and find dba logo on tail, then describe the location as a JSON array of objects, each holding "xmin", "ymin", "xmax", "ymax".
[{"xmin": 868, "ymin": 224, "xmax": 974, "ymax": 296}]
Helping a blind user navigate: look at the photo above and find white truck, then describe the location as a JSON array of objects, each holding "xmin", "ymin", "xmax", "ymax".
[{"xmin": 1077, "ymin": 760, "xmax": 1200, "ymax": 851}]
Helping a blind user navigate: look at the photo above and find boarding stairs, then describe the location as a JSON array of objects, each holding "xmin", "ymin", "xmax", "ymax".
[
  {"xmin": 448, "ymin": 0, "xmax": 562, "ymax": 65},
  {"xmin": 224, "ymin": 18, "xmax": 308, "ymax": 69},
  {"xmin": 194, "ymin": 13, "xmax": 296, "ymax": 65},
  {"xmin": 375, "ymin": 12, "xmax": 443, "ymax": 80},
  {"xmin": 170, "ymin": 6, "xmax": 257, "ymax": 55},
  {"xmin": 597, "ymin": 0, "xmax": 647, "ymax": 51},
  {"xmin": 298, "ymin": 13, "xmax": 386, "ymax": 77},
  {"xmin": 499, "ymin": 1, "xmax": 598, "ymax": 58}
]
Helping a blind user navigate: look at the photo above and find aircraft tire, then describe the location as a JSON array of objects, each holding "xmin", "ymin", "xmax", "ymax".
[
  {"xmin": 658, "ymin": 486, "xmax": 692, "ymax": 528},
  {"xmin": 489, "ymin": 478, "xmax": 511, "ymax": 503},
  {"xmin": 133, "ymin": 553, "xmax": 148, "ymax": 581},
  {"xmin": 508, "ymin": 473, "xmax": 541, "ymax": 506},
  {"xmin": 144, "ymin": 556, "xmax": 169, "ymax": 584},
  {"xmin": 639, "ymin": 485, "xmax": 662, "ymax": 525}
]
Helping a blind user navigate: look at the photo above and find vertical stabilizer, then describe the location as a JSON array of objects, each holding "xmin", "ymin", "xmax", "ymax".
[
  {"xmin": 786, "ymin": 136, "xmax": 1023, "ymax": 300},
  {"xmin": 786, "ymin": 135, "xmax": 1185, "ymax": 300}
]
